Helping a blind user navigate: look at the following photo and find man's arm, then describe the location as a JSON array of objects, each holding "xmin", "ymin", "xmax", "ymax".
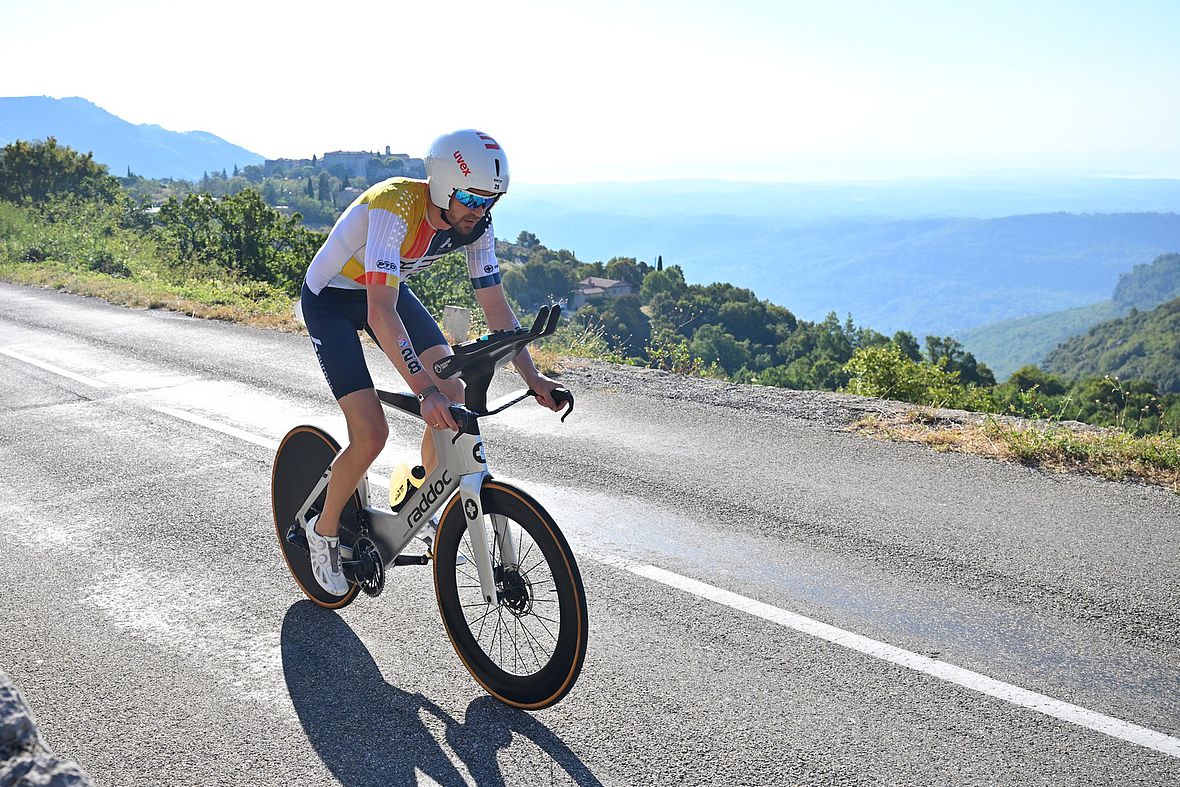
[
  {"xmin": 366, "ymin": 285, "xmax": 428, "ymax": 393},
  {"xmin": 368, "ymin": 284, "xmax": 460, "ymax": 430}
]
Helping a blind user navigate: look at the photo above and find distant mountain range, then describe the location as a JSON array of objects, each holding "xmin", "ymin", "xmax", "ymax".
[
  {"xmin": 494, "ymin": 199, "xmax": 1180, "ymax": 338},
  {"xmin": 957, "ymin": 302, "xmax": 1122, "ymax": 381},
  {"xmin": 1043, "ymin": 296, "xmax": 1180, "ymax": 394},
  {"xmin": 0, "ymin": 96, "xmax": 264, "ymax": 180},
  {"xmin": 959, "ymin": 253, "xmax": 1180, "ymax": 380}
]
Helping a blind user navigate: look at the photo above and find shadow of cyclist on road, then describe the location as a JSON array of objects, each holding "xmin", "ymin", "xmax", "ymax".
[
  {"xmin": 281, "ymin": 601, "xmax": 602, "ymax": 787},
  {"xmin": 434, "ymin": 695, "xmax": 604, "ymax": 787}
]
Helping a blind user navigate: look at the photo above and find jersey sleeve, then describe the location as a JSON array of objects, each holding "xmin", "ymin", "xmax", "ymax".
[
  {"xmin": 362, "ymin": 198, "xmax": 409, "ymax": 287},
  {"xmin": 465, "ymin": 219, "xmax": 502, "ymax": 289}
]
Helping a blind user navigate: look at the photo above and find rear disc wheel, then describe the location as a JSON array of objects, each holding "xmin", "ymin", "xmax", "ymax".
[{"xmin": 271, "ymin": 425, "xmax": 361, "ymax": 609}]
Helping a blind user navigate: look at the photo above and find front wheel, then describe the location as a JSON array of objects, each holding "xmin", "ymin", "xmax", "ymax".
[{"xmin": 433, "ymin": 481, "xmax": 588, "ymax": 710}]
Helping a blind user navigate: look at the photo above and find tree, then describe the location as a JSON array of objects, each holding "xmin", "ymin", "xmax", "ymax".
[
  {"xmin": 1008, "ymin": 365, "xmax": 1067, "ymax": 395},
  {"xmin": 892, "ymin": 331, "xmax": 922, "ymax": 362},
  {"xmin": 154, "ymin": 189, "xmax": 322, "ymax": 294},
  {"xmin": 594, "ymin": 294, "xmax": 651, "ymax": 355},
  {"xmin": 689, "ymin": 324, "xmax": 750, "ymax": 374},
  {"xmin": 924, "ymin": 335, "xmax": 996, "ymax": 386},
  {"xmin": 515, "ymin": 230, "xmax": 541, "ymax": 249},
  {"xmin": 501, "ymin": 259, "xmax": 577, "ymax": 308},
  {"xmin": 318, "ymin": 171, "xmax": 331, "ymax": 203},
  {"xmin": 305, "ymin": 177, "xmax": 314, "ymax": 198},
  {"xmin": 640, "ymin": 265, "xmax": 687, "ymax": 302},
  {"xmin": 0, "ymin": 138, "xmax": 120, "ymax": 205},
  {"xmin": 604, "ymin": 256, "xmax": 650, "ymax": 285}
]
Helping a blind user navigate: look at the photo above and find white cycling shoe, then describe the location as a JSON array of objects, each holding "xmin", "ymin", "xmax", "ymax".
[{"xmin": 305, "ymin": 515, "xmax": 349, "ymax": 596}]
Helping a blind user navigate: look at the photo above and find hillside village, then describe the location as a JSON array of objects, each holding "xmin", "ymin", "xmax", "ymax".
[{"xmin": 262, "ymin": 148, "xmax": 426, "ymax": 210}]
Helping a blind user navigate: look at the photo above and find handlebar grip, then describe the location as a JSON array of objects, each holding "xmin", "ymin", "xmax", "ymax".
[
  {"xmin": 550, "ymin": 387, "xmax": 575, "ymax": 422},
  {"xmin": 448, "ymin": 404, "xmax": 470, "ymax": 429}
]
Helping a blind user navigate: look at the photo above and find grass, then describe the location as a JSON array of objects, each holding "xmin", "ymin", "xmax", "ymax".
[
  {"xmin": 852, "ymin": 410, "xmax": 1180, "ymax": 493},
  {"xmin": 529, "ymin": 318, "xmax": 624, "ymax": 375},
  {"xmin": 0, "ymin": 261, "xmax": 302, "ymax": 330}
]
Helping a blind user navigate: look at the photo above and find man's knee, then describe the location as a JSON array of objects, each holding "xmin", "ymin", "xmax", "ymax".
[{"xmin": 348, "ymin": 419, "xmax": 388, "ymax": 460}]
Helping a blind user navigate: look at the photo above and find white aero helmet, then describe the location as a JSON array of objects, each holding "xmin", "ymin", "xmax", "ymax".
[{"xmin": 425, "ymin": 129, "xmax": 510, "ymax": 210}]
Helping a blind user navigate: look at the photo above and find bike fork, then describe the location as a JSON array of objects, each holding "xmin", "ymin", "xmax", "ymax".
[{"xmin": 457, "ymin": 474, "xmax": 518, "ymax": 605}]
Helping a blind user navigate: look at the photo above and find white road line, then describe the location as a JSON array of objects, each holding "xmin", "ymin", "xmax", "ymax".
[
  {"xmin": 152, "ymin": 406, "xmax": 279, "ymax": 451},
  {"xmin": 0, "ymin": 347, "xmax": 109, "ymax": 388},
  {"xmin": 8, "ymin": 346, "xmax": 1180, "ymax": 760},
  {"xmin": 588, "ymin": 552, "xmax": 1180, "ymax": 760}
]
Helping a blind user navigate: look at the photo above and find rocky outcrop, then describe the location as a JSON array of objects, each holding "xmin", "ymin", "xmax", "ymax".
[{"xmin": 0, "ymin": 671, "xmax": 93, "ymax": 787}]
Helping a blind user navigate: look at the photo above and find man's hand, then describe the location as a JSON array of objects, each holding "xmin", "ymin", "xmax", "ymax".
[
  {"xmin": 527, "ymin": 374, "xmax": 567, "ymax": 413},
  {"xmin": 421, "ymin": 390, "xmax": 459, "ymax": 431}
]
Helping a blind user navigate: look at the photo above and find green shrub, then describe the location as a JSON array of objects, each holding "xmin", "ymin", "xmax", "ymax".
[{"xmin": 843, "ymin": 344, "xmax": 962, "ymax": 406}]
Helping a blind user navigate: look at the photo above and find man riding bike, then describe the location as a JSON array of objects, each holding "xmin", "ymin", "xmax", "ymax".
[{"xmin": 298, "ymin": 129, "xmax": 565, "ymax": 595}]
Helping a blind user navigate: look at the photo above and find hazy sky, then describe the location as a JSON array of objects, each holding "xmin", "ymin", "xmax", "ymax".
[{"xmin": 2, "ymin": 0, "xmax": 1178, "ymax": 182}]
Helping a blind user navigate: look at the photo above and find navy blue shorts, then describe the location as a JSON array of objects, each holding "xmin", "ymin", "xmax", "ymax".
[{"xmin": 301, "ymin": 282, "xmax": 448, "ymax": 400}]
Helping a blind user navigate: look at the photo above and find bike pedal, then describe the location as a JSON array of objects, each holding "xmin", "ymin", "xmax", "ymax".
[
  {"xmin": 285, "ymin": 524, "xmax": 309, "ymax": 553},
  {"xmin": 393, "ymin": 554, "xmax": 431, "ymax": 567}
]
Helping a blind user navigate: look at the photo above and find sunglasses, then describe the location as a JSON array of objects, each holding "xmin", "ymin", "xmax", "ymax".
[{"xmin": 452, "ymin": 189, "xmax": 500, "ymax": 210}]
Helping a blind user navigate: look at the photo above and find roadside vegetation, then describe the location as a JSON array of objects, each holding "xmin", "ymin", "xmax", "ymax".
[
  {"xmin": 2, "ymin": 138, "xmax": 1177, "ymax": 491},
  {"xmin": 852, "ymin": 409, "xmax": 1179, "ymax": 493}
]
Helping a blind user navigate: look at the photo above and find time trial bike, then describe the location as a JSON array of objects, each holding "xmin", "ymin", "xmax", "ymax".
[{"xmin": 271, "ymin": 305, "xmax": 587, "ymax": 710}]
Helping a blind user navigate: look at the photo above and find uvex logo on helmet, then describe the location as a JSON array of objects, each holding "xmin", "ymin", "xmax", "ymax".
[{"xmin": 454, "ymin": 151, "xmax": 471, "ymax": 177}]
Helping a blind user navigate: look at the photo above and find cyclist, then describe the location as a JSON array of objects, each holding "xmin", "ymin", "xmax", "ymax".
[{"xmin": 298, "ymin": 129, "xmax": 565, "ymax": 595}]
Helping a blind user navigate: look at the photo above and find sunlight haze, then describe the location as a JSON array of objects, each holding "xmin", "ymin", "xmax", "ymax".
[{"xmin": 2, "ymin": 0, "xmax": 1178, "ymax": 181}]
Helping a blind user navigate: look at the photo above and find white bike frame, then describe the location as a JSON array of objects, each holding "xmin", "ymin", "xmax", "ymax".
[{"xmin": 291, "ymin": 390, "xmax": 522, "ymax": 605}]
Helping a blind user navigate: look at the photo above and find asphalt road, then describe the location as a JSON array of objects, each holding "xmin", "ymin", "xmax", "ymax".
[{"xmin": 1, "ymin": 281, "xmax": 1178, "ymax": 786}]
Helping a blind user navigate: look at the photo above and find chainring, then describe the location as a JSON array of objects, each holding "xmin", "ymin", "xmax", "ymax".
[{"xmin": 352, "ymin": 535, "xmax": 385, "ymax": 597}]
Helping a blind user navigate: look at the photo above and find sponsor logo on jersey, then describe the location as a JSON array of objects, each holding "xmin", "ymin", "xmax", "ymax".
[
  {"xmin": 376, "ymin": 260, "xmax": 397, "ymax": 270},
  {"xmin": 454, "ymin": 151, "xmax": 471, "ymax": 177},
  {"xmin": 484, "ymin": 265, "xmax": 494, "ymax": 274}
]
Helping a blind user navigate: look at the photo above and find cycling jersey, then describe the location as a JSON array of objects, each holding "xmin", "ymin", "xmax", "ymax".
[{"xmin": 304, "ymin": 177, "xmax": 501, "ymax": 296}]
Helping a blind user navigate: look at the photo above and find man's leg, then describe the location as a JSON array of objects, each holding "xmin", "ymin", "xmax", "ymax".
[{"xmin": 315, "ymin": 388, "xmax": 388, "ymax": 538}]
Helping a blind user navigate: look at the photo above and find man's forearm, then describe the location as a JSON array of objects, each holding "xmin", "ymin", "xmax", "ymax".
[{"xmin": 368, "ymin": 309, "xmax": 434, "ymax": 394}]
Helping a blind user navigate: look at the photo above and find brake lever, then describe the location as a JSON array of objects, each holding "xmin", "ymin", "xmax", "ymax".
[
  {"xmin": 530, "ymin": 387, "xmax": 575, "ymax": 422},
  {"xmin": 449, "ymin": 405, "xmax": 471, "ymax": 444}
]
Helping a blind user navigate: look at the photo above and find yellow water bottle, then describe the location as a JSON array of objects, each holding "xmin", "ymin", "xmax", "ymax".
[{"xmin": 389, "ymin": 463, "xmax": 426, "ymax": 511}]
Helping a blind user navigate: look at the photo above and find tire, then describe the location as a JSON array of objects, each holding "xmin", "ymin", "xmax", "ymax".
[
  {"xmin": 433, "ymin": 480, "xmax": 588, "ymax": 710},
  {"xmin": 272, "ymin": 425, "xmax": 361, "ymax": 609}
]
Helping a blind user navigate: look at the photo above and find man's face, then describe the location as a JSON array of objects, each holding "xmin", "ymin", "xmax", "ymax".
[{"xmin": 447, "ymin": 188, "xmax": 498, "ymax": 232}]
